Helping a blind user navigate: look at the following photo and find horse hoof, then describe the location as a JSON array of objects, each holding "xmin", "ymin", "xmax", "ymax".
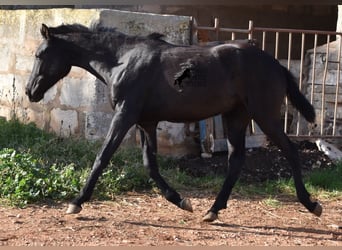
[
  {"xmin": 312, "ymin": 202, "xmax": 323, "ymax": 217},
  {"xmin": 66, "ymin": 204, "xmax": 82, "ymax": 214},
  {"xmin": 202, "ymin": 211, "xmax": 218, "ymax": 222},
  {"xmin": 180, "ymin": 198, "xmax": 193, "ymax": 212}
]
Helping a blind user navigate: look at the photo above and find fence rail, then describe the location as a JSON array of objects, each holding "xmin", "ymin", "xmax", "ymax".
[{"xmin": 191, "ymin": 18, "xmax": 342, "ymax": 152}]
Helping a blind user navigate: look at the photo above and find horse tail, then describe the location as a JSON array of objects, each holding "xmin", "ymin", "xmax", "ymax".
[{"xmin": 284, "ymin": 66, "xmax": 316, "ymax": 123}]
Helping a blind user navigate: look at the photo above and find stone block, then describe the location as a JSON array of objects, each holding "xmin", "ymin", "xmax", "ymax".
[
  {"xmin": 157, "ymin": 121, "xmax": 187, "ymax": 145},
  {"xmin": 85, "ymin": 111, "xmax": 113, "ymax": 140},
  {"xmin": 0, "ymin": 74, "xmax": 15, "ymax": 105},
  {"xmin": 40, "ymin": 84, "xmax": 58, "ymax": 105},
  {"xmin": 60, "ymin": 76, "xmax": 97, "ymax": 108},
  {"xmin": 307, "ymin": 68, "xmax": 342, "ymax": 86},
  {"xmin": 0, "ymin": 105, "xmax": 11, "ymax": 120},
  {"xmin": 85, "ymin": 111, "xmax": 136, "ymax": 146},
  {"xmin": 0, "ymin": 46, "xmax": 12, "ymax": 72},
  {"xmin": 50, "ymin": 108, "xmax": 78, "ymax": 137},
  {"xmin": 15, "ymin": 54, "xmax": 34, "ymax": 73},
  {"xmin": 99, "ymin": 9, "xmax": 192, "ymax": 45},
  {"xmin": 23, "ymin": 9, "xmax": 100, "ymax": 40}
]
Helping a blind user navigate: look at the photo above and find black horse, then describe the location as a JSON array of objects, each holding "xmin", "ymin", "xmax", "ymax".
[{"xmin": 26, "ymin": 23, "xmax": 322, "ymax": 222}]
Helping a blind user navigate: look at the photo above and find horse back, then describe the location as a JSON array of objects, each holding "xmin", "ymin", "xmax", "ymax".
[{"xmin": 139, "ymin": 40, "xmax": 286, "ymax": 122}]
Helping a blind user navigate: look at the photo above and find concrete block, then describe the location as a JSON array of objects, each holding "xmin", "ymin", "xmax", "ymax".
[
  {"xmin": 0, "ymin": 10, "xmax": 22, "ymax": 43},
  {"xmin": 19, "ymin": 107, "xmax": 44, "ymax": 128},
  {"xmin": 41, "ymin": 84, "xmax": 58, "ymax": 104},
  {"xmin": 23, "ymin": 9, "xmax": 101, "ymax": 40},
  {"xmin": 85, "ymin": 111, "xmax": 113, "ymax": 140},
  {"xmin": 0, "ymin": 46, "xmax": 12, "ymax": 72},
  {"xmin": 0, "ymin": 74, "xmax": 15, "ymax": 105},
  {"xmin": 307, "ymin": 68, "xmax": 342, "ymax": 86},
  {"xmin": 85, "ymin": 111, "xmax": 136, "ymax": 146},
  {"xmin": 50, "ymin": 108, "xmax": 78, "ymax": 137},
  {"xmin": 99, "ymin": 9, "xmax": 192, "ymax": 45},
  {"xmin": 15, "ymin": 54, "xmax": 34, "ymax": 72},
  {"xmin": 157, "ymin": 122, "xmax": 186, "ymax": 145},
  {"xmin": 0, "ymin": 106, "xmax": 11, "ymax": 120},
  {"xmin": 60, "ymin": 76, "xmax": 97, "ymax": 108}
]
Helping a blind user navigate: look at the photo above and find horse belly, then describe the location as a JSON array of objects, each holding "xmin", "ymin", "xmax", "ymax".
[
  {"xmin": 170, "ymin": 89, "xmax": 237, "ymax": 122},
  {"xmin": 141, "ymin": 81, "xmax": 237, "ymax": 123}
]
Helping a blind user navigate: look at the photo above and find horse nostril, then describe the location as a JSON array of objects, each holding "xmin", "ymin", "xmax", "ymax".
[{"xmin": 25, "ymin": 87, "xmax": 33, "ymax": 100}]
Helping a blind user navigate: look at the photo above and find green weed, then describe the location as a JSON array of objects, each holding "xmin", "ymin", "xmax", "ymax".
[
  {"xmin": 0, "ymin": 118, "xmax": 341, "ymax": 207},
  {"xmin": 306, "ymin": 162, "xmax": 342, "ymax": 191},
  {"xmin": 0, "ymin": 148, "xmax": 86, "ymax": 206}
]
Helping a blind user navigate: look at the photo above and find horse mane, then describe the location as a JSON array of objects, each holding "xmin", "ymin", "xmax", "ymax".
[
  {"xmin": 48, "ymin": 24, "xmax": 92, "ymax": 35},
  {"xmin": 49, "ymin": 23, "xmax": 164, "ymax": 41}
]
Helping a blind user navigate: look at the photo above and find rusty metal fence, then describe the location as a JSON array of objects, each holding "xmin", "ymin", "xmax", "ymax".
[{"xmin": 191, "ymin": 18, "xmax": 342, "ymax": 153}]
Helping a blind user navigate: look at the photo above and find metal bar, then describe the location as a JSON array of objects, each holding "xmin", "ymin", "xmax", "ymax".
[
  {"xmin": 309, "ymin": 34, "xmax": 318, "ymax": 136},
  {"xmin": 296, "ymin": 33, "xmax": 306, "ymax": 136},
  {"xmin": 310, "ymin": 34, "xmax": 318, "ymax": 104},
  {"xmin": 262, "ymin": 31, "xmax": 266, "ymax": 51},
  {"xmin": 320, "ymin": 35, "xmax": 330, "ymax": 135},
  {"xmin": 196, "ymin": 23, "xmax": 342, "ymax": 38},
  {"xmin": 333, "ymin": 36, "xmax": 342, "ymax": 136},
  {"xmin": 287, "ymin": 33, "xmax": 292, "ymax": 76},
  {"xmin": 218, "ymin": 27, "xmax": 250, "ymax": 34},
  {"xmin": 194, "ymin": 26, "xmax": 250, "ymax": 34},
  {"xmin": 254, "ymin": 26, "xmax": 342, "ymax": 36},
  {"xmin": 288, "ymin": 135, "xmax": 342, "ymax": 139},
  {"xmin": 248, "ymin": 20, "xmax": 255, "ymax": 134},
  {"xmin": 284, "ymin": 32, "xmax": 292, "ymax": 134},
  {"xmin": 274, "ymin": 32, "xmax": 279, "ymax": 59},
  {"xmin": 248, "ymin": 20, "xmax": 253, "ymax": 40},
  {"xmin": 214, "ymin": 17, "xmax": 220, "ymax": 40},
  {"xmin": 231, "ymin": 32, "xmax": 236, "ymax": 40}
]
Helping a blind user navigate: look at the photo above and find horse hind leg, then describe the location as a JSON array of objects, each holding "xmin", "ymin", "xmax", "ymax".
[
  {"xmin": 254, "ymin": 118, "xmax": 322, "ymax": 217},
  {"xmin": 203, "ymin": 108, "xmax": 249, "ymax": 222},
  {"xmin": 138, "ymin": 123, "xmax": 193, "ymax": 212}
]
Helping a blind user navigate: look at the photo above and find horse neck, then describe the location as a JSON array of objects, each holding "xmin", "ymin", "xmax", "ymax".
[{"xmin": 65, "ymin": 32, "xmax": 127, "ymax": 84}]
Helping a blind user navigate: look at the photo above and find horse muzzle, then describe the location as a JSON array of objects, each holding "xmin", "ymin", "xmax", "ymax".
[{"xmin": 26, "ymin": 76, "xmax": 45, "ymax": 102}]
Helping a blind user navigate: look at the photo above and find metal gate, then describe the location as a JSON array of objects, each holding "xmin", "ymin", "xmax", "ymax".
[{"xmin": 191, "ymin": 18, "xmax": 342, "ymax": 153}]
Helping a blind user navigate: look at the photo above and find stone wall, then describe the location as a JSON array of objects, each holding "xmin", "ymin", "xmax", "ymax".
[{"xmin": 0, "ymin": 8, "xmax": 198, "ymax": 156}]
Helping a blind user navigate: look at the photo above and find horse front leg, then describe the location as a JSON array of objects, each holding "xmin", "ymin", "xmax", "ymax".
[
  {"xmin": 66, "ymin": 110, "xmax": 136, "ymax": 214},
  {"xmin": 138, "ymin": 122, "xmax": 193, "ymax": 212}
]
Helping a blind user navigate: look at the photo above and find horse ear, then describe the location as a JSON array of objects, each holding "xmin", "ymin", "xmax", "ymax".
[{"xmin": 40, "ymin": 24, "xmax": 50, "ymax": 40}]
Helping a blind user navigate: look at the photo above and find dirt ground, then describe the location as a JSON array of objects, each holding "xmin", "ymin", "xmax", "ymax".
[
  {"xmin": 0, "ymin": 140, "xmax": 341, "ymax": 246},
  {"xmin": 0, "ymin": 193, "xmax": 341, "ymax": 246}
]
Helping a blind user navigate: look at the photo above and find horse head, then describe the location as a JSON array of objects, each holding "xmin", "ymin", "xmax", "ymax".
[{"xmin": 26, "ymin": 24, "xmax": 72, "ymax": 102}]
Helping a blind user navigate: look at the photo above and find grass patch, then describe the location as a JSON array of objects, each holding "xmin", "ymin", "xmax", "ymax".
[
  {"xmin": 261, "ymin": 196, "xmax": 282, "ymax": 208},
  {"xmin": 306, "ymin": 162, "xmax": 342, "ymax": 191},
  {"xmin": 235, "ymin": 162, "xmax": 342, "ymax": 201},
  {"xmin": 0, "ymin": 118, "xmax": 341, "ymax": 207}
]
